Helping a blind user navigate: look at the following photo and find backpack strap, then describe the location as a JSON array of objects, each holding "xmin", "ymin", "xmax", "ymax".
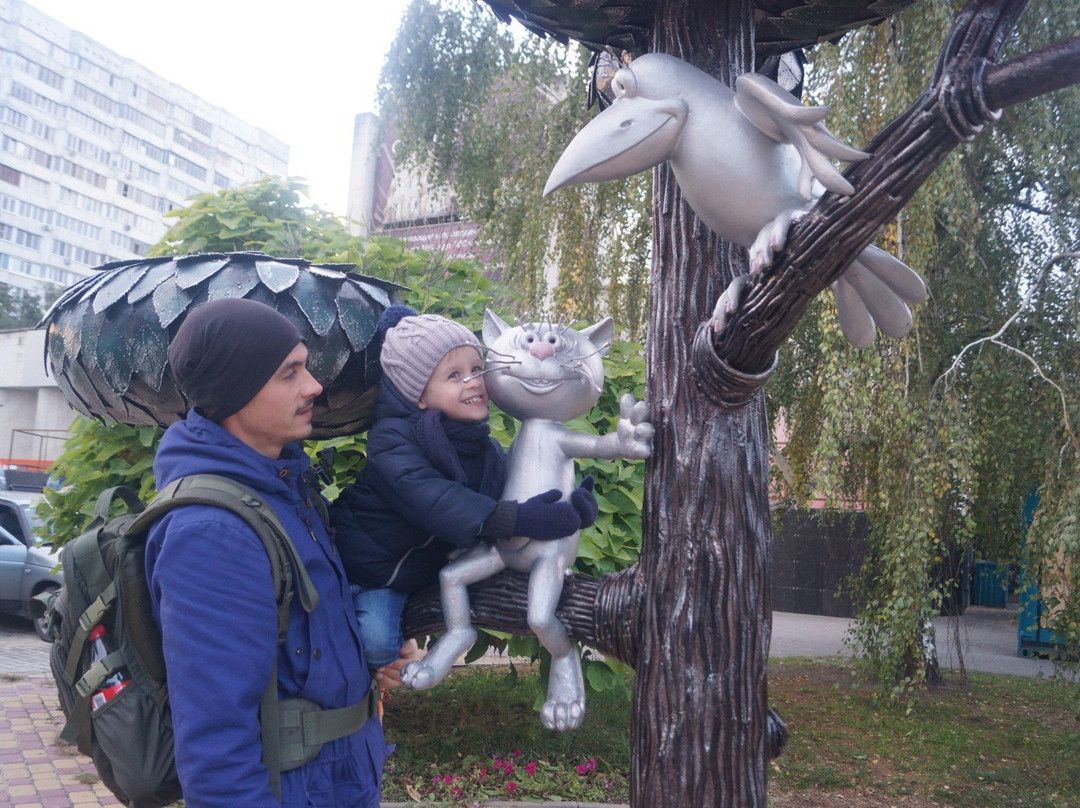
[
  {"xmin": 62, "ymin": 486, "xmax": 145, "ymax": 686},
  {"xmin": 276, "ymin": 679, "xmax": 381, "ymax": 771},
  {"xmin": 137, "ymin": 475, "xmax": 321, "ymax": 624}
]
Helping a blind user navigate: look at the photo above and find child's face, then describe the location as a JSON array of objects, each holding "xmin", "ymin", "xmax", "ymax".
[{"xmin": 418, "ymin": 345, "xmax": 489, "ymax": 421}]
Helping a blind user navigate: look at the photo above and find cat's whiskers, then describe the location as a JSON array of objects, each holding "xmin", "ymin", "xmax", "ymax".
[
  {"xmin": 462, "ymin": 362, "xmax": 521, "ymax": 384},
  {"xmin": 567, "ymin": 362, "xmax": 603, "ymax": 394},
  {"xmin": 572, "ymin": 342, "xmax": 611, "ymax": 362}
]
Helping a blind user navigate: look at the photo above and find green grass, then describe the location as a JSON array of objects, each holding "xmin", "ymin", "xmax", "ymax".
[
  {"xmin": 381, "ymin": 659, "xmax": 1080, "ymax": 807},
  {"xmin": 769, "ymin": 658, "xmax": 1080, "ymax": 807}
]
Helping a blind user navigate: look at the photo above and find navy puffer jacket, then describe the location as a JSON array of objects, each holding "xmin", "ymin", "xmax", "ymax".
[{"xmin": 331, "ymin": 380, "xmax": 506, "ymax": 594}]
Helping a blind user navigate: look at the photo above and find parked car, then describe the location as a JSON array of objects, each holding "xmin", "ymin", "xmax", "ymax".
[{"xmin": 0, "ymin": 491, "xmax": 61, "ymax": 641}]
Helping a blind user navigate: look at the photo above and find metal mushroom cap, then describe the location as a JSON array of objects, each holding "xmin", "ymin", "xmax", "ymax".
[{"xmin": 39, "ymin": 252, "xmax": 404, "ymax": 438}]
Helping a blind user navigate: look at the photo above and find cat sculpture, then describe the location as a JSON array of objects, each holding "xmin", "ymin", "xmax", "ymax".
[{"xmin": 401, "ymin": 309, "xmax": 653, "ymax": 730}]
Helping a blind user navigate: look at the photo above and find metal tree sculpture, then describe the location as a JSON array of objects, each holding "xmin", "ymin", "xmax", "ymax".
[
  {"xmin": 40, "ymin": 252, "xmax": 403, "ymax": 438},
  {"xmin": 398, "ymin": 1, "xmax": 1080, "ymax": 807}
]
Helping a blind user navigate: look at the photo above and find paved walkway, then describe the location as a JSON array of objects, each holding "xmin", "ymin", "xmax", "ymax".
[{"xmin": 0, "ymin": 607, "xmax": 1063, "ymax": 807}]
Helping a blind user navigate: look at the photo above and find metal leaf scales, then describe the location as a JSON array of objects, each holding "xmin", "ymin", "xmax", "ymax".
[{"xmin": 39, "ymin": 252, "xmax": 405, "ymax": 439}]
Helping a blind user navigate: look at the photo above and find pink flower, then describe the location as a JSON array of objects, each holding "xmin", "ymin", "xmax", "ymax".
[
  {"xmin": 525, "ymin": 762, "xmax": 538, "ymax": 776},
  {"xmin": 478, "ymin": 767, "xmax": 488, "ymax": 780},
  {"xmin": 431, "ymin": 775, "xmax": 441, "ymax": 785},
  {"xmin": 506, "ymin": 781, "xmax": 518, "ymax": 794},
  {"xmin": 504, "ymin": 762, "xmax": 515, "ymax": 775},
  {"xmin": 511, "ymin": 749, "xmax": 522, "ymax": 758},
  {"xmin": 442, "ymin": 774, "xmax": 456, "ymax": 785},
  {"xmin": 451, "ymin": 786, "xmax": 463, "ymax": 798},
  {"xmin": 577, "ymin": 758, "xmax": 598, "ymax": 774}
]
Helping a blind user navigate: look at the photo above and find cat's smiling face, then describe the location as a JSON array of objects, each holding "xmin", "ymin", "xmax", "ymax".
[{"xmin": 482, "ymin": 311, "xmax": 613, "ymax": 422}]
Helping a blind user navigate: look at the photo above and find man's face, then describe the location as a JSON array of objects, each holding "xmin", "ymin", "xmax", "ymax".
[{"xmin": 221, "ymin": 343, "xmax": 323, "ymax": 457}]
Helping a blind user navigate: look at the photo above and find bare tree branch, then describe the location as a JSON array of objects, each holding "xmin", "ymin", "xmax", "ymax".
[{"xmin": 934, "ymin": 251, "xmax": 1080, "ymax": 458}]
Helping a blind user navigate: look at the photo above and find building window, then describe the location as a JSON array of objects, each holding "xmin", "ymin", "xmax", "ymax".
[
  {"xmin": 167, "ymin": 176, "xmax": 200, "ymax": 199},
  {"xmin": 0, "ymin": 107, "xmax": 29, "ymax": 130},
  {"xmin": 192, "ymin": 114, "xmax": 212, "ymax": 137},
  {"xmin": 73, "ymin": 82, "xmax": 116, "ymax": 115},
  {"xmin": 69, "ymin": 107, "xmax": 113, "ymax": 139},
  {"xmin": 53, "ymin": 157, "xmax": 108, "ymax": 189},
  {"xmin": 0, "ymin": 224, "xmax": 42, "ymax": 250},
  {"xmin": 174, "ymin": 129, "xmax": 214, "ymax": 160},
  {"xmin": 65, "ymin": 133, "xmax": 111, "ymax": 166},
  {"xmin": 116, "ymin": 104, "xmax": 166, "ymax": 138},
  {"xmin": 36, "ymin": 64, "xmax": 63, "ymax": 90},
  {"xmin": 76, "ymin": 56, "xmax": 113, "ymax": 86},
  {"xmin": 52, "ymin": 239, "xmax": 107, "ymax": 267},
  {"xmin": 10, "ymin": 82, "xmax": 66, "ymax": 117},
  {"xmin": 0, "ymin": 164, "xmax": 22, "ymax": 186},
  {"xmin": 169, "ymin": 152, "xmax": 207, "ymax": 181},
  {"xmin": 54, "ymin": 212, "xmax": 101, "ymax": 240}
]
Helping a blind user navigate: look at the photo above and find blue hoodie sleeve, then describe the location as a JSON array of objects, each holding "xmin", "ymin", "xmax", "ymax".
[{"xmin": 149, "ymin": 509, "xmax": 280, "ymax": 807}]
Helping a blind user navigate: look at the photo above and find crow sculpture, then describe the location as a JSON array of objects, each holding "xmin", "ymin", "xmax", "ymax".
[
  {"xmin": 39, "ymin": 252, "xmax": 403, "ymax": 438},
  {"xmin": 545, "ymin": 52, "xmax": 929, "ymax": 349}
]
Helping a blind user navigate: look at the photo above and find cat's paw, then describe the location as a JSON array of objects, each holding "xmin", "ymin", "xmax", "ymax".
[
  {"xmin": 401, "ymin": 660, "xmax": 440, "ymax": 690},
  {"xmin": 616, "ymin": 393, "xmax": 653, "ymax": 459},
  {"xmin": 541, "ymin": 695, "xmax": 586, "ymax": 731}
]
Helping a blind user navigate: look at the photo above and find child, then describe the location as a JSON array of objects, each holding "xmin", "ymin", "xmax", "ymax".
[{"xmin": 331, "ymin": 305, "xmax": 596, "ymax": 672}]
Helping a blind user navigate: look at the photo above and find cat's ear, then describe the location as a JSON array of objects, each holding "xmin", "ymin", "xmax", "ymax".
[
  {"xmin": 483, "ymin": 309, "xmax": 512, "ymax": 347},
  {"xmin": 579, "ymin": 317, "xmax": 615, "ymax": 356}
]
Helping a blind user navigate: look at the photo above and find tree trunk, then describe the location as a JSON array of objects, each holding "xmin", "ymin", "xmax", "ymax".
[{"xmin": 631, "ymin": 2, "xmax": 774, "ymax": 806}]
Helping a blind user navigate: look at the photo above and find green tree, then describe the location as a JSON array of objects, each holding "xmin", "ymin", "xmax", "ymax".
[
  {"xmin": 378, "ymin": 0, "xmax": 652, "ymax": 338},
  {"xmin": 148, "ymin": 175, "xmax": 358, "ymax": 259},
  {"xmin": 0, "ymin": 283, "xmax": 58, "ymax": 329}
]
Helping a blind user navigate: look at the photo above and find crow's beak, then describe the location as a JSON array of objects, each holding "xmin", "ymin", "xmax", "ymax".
[{"xmin": 544, "ymin": 96, "xmax": 688, "ymax": 196}]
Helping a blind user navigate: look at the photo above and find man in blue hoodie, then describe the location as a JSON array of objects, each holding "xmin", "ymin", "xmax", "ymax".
[{"xmin": 146, "ymin": 297, "xmax": 386, "ymax": 807}]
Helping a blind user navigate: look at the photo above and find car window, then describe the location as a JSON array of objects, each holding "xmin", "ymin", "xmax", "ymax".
[
  {"xmin": 0, "ymin": 505, "xmax": 21, "ymax": 541},
  {"xmin": 0, "ymin": 524, "xmax": 18, "ymax": 547},
  {"xmin": 19, "ymin": 501, "xmax": 42, "ymax": 533}
]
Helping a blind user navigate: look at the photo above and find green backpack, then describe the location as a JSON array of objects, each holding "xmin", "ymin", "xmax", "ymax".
[{"xmin": 35, "ymin": 473, "xmax": 378, "ymax": 807}]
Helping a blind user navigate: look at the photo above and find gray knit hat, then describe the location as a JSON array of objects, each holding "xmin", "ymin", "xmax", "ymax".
[{"xmin": 378, "ymin": 305, "xmax": 482, "ymax": 405}]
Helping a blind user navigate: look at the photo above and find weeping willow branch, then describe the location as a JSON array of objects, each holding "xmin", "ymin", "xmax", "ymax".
[{"xmin": 934, "ymin": 250, "xmax": 1080, "ymax": 457}]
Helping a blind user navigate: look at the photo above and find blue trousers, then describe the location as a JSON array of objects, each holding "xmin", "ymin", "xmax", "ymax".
[{"xmin": 351, "ymin": 585, "xmax": 409, "ymax": 668}]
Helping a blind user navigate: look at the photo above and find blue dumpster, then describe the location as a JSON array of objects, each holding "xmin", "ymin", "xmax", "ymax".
[{"xmin": 973, "ymin": 561, "xmax": 1009, "ymax": 607}]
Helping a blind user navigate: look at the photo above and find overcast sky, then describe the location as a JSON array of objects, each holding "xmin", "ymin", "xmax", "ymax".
[{"xmin": 25, "ymin": 0, "xmax": 412, "ymax": 215}]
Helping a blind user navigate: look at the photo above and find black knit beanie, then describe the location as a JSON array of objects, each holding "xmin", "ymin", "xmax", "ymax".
[{"xmin": 168, "ymin": 298, "xmax": 305, "ymax": 422}]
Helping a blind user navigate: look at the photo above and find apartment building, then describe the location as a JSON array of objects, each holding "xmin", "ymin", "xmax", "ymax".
[{"xmin": 0, "ymin": 0, "xmax": 289, "ymax": 303}]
